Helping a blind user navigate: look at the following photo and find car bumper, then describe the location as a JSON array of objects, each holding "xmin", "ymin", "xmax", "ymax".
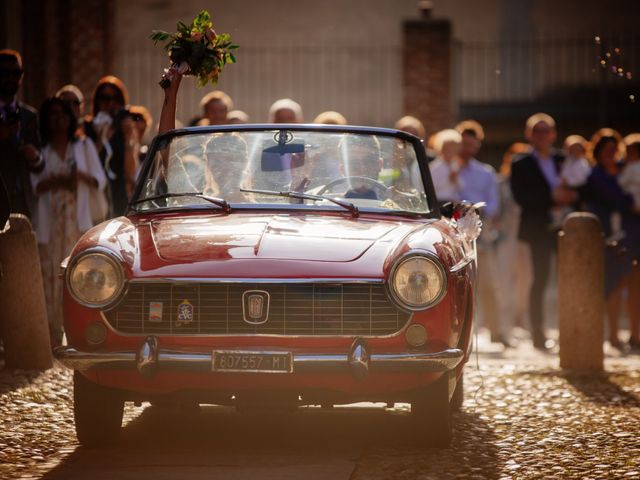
[{"xmin": 54, "ymin": 336, "xmax": 464, "ymax": 380}]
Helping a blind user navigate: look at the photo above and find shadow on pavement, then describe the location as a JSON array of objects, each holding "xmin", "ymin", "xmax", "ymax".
[
  {"xmin": 353, "ymin": 409, "xmax": 502, "ymax": 479},
  {"xmin": 0, "ymin": 365, "xmax": 48, "ymax": 395},
  {"xmin": 520, "ymin": 368, "xmax": 640, "ymax": 407},
  {"xmin": 39, "ymin": 404, "xmax": 500, "ymax": 480},
  {"xmin": 563, "ymin": 372, "xmax": 640, "ymax": 407}
]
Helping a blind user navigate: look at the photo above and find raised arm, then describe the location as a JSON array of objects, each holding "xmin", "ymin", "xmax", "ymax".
[
  {"xmin": 158, "ymin": 70, "xmax": 183, "ymax": 136},
  {"xmin": 156, "ymin": 71, "xmax": 183, "ymax": 186}
]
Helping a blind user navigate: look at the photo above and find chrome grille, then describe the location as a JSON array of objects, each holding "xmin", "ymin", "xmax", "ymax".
[{"xmin": 104, "ymin": 282, "xmax": 410, "ymax": 336}]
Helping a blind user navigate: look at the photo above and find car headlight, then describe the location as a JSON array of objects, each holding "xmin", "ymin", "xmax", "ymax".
[
  {"xmin": 389, "ymin": 253, "xmax": 447, "ymax": 311},
  {"xmin": 67, "ymin": 251, "xmax": 125, "ymax": 308}
]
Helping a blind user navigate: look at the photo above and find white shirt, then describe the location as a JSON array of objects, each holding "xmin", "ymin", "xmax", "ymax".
[
  {"xmin": 429, "ymin": 157, "xmax": 499, "ymax": 218},
  {"xmin": 429, "ymin": 157, "xmax": 460, "ymax": 203},
  {"xmin": 560, "ymin": 156, "xmax": 591, "ymax": 187},
  {"xmin": 619, "ymin": 161, "xmax": 640, "ymax": 207},
  {"xmin": 31, "ymin": 138, "xmax": 107, "ymax": 244}
]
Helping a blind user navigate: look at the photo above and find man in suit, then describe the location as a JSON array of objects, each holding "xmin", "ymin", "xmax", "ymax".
[
  {"xmin": 0, "ymin": 49, "xmax": 43, "ymax": 219},
  {"xmin": 510, "ymin": 113, "xmax": 576, "ymax": 350}
]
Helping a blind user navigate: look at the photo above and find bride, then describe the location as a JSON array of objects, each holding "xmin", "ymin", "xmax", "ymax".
[{"xmin": 156, "ymin": 70, "xmax": 251, "ymax": 201}]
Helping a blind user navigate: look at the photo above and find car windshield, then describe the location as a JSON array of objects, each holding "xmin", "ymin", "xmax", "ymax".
[{"xmin": 133, "ymin": 128, "xmax": 430, "ymax": 214}]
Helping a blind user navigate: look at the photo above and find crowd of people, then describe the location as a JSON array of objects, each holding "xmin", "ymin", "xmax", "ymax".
[
  {"xmin": 1, "ymin": 47, "xmax": 639, "ymax": 352},
  {"xmin": 417, "ymin": 114, "xmax": 640, "ymax": 352}
]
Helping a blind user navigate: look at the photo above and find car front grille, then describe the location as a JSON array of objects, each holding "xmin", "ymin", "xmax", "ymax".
[{"xmin": 103, "ymin": 282, "xmax": 410, "ymax": 336}]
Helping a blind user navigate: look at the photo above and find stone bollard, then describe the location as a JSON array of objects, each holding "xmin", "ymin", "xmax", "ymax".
[
  {"xmin": 0, "ymin": 214, "xmax": 52, "ymax": 370},
  {"xmin": 558, "ymin": 213, "xmax": 604, "ymax": 372}
]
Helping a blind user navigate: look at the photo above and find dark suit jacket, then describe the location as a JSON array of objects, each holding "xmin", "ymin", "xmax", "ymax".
[
  {"xmin": 0, "ymin": 102, "xmax": 41, "ymax": 218},
  {"xmin": 0, "ymin": 175, "xmax": 9, "ymax": 228},
  {"xmin": 510, "ymin": 150, "xmax": 564, "ymax": 243}
]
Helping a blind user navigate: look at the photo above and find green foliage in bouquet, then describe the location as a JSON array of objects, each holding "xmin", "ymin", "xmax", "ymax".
[{"xmin": 150, "ymin": 10, "xmax": 238, "ymax": 87}]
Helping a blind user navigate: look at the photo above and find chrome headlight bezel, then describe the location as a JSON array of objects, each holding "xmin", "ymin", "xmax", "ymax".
[
  {"xmin": 65, "ymin": 248, "xmax": 126, "ymax": 309},
  {"xmin": 387, "ymin": 251, "xmax": 448, "ymax": 312}
]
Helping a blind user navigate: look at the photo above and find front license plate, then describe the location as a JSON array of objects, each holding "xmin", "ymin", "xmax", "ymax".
[{"xmin": 212, "ymin": 352, "xmax": 292, "ymax": 373}]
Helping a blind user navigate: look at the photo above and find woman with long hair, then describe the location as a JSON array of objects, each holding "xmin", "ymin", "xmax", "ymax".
[
  {"xmin": 586, "ymin": 135, "xmax": 640, "ymax": 350},
  {"xmin": 85, "ymin": 75, "xmax": 139, "ymax": 216},
  {"xmin": 31, "ymin": 97, "xmax": 106, "ymax": 346}
]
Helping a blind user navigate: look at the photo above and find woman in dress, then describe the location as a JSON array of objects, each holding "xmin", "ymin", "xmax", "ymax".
[
  {"xmin": 585, "ymin": 135, "xmax": 640, "ymax": 350},
  {"xmin": 32, "ymin": 98, "xmax": 107, "ymax": 346}
]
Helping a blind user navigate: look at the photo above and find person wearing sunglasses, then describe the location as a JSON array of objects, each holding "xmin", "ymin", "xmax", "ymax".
[
  {"xmin": 0, "ymin": 49, "xmax": 43, "ymax": 219},
  {"xmin": 128, "ymin": 105, "xmax": 153, "ymax": 169},
  {"xmin": 55, "ymin": 84, "xmax": 85, "ymax": 137},
  {"xmin": 83, "ymin": 76, "xmax": 139, "ymax": 217},
  {"xmin": 55, "ymin": 84, "xmax": 110, "ymax": 225}
]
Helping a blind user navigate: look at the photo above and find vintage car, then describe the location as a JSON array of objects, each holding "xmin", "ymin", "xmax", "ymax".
[{"xmin": 55, "ymin": 124, "xmax": 477, "ymax": 447}]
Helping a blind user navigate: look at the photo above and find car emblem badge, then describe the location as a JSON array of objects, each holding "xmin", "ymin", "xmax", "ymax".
[
  {"xmin": 149, "ymin": 302, "xmax": 163, "ymax": 323},
  {"xmin": 176, "ymin": 299, "xmax": 194, "ymax": 326},
  {"xmin": 242, "ymin": 290, "xmax": 270, "ymax": 325}
]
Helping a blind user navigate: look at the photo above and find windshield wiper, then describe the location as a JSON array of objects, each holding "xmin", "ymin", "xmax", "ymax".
[
  {"xmin": 130, "ymin": 192, "xmax": 231, "ymax": 213},
  {"xmin": 240, "ymin": 188, "xmax": 359, "ymax": 217}
]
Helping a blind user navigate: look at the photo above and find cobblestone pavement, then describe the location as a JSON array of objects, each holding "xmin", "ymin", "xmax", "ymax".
[{"xmin": 1, "ymin": 346, "xmax": 639, "ymax": 480}]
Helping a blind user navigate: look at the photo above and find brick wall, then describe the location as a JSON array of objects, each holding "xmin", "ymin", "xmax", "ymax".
[
  {"xmin": 402, "ymin": 18, "xmax": 453, "ymax": 137},
  {"xmin": 18, "ymin": 0, "xmax": 114, "ymax": 113},
  {"xmin": 67, "ymin": 0, "xmax": 115, "ymax": 112}
]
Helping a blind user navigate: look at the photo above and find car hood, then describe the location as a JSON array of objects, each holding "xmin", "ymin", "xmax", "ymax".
[
  {"xmin": 148, "ymin": 214, "xmax": 404, "ymax": 263},
  {"xmin": 75, "ymin": 213, "xmax": 458, "ymax": 280}
]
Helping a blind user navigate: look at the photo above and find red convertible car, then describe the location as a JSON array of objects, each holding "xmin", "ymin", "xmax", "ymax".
[{"xmin": 55, "ymin": 125, "xmax": 477, "ymax": 447}]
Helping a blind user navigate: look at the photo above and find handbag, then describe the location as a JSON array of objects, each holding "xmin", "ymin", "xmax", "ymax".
[{"xmin": 81, "ymin": 138, "xmax": 109, "ymax": 224}]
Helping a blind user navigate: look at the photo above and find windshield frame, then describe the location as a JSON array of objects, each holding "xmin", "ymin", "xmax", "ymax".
[{"xmin": 127, "ymin": 124, "xmax": 440, "ymax": 218}]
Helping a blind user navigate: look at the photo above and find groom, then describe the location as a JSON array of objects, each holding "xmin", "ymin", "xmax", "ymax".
[{"xmin": 510, "ymin": 113, "xmax": 577, "ymax": 350}]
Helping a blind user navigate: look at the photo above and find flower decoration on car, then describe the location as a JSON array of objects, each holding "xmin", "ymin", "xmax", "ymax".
[{"xmin": 453, "ymin": 201, "xmax": 484, "ymax": 242}]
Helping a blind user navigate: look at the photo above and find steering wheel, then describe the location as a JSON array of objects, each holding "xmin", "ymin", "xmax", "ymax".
[{"xmin": 316, "ymin": 176, "xmax": 389, "ymax": 198}]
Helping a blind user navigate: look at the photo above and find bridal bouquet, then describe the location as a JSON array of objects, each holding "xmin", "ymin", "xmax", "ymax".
[{"xmin": 150, "ymin": 10, "xmax": 238, "ymax": 88}]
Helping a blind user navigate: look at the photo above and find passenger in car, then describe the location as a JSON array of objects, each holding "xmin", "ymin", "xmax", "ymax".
[
  {"xmin": 340, "ymin": 135, "xmax": 383, "ymax": 199},
  {"xmin": 203, "ymin": 132, "xmax": 253, "ymax": 202},
  {"xmin": 306, "ymin": 112, "xmax": 348, "ymax": 187}
]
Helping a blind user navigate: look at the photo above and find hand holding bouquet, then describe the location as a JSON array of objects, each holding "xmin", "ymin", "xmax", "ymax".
[{"xmin": 150, "ymin": 10, "xmax": 238, "ymax": 89}]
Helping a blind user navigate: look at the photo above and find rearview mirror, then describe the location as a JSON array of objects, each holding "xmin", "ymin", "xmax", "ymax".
[{"xmin": 261, "ymin": 143, "xmax": 306, "ymax": 171}]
